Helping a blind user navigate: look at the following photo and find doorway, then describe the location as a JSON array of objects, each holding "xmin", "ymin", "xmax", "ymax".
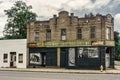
[
  {"xmin": 105, "ymin": 47, "xmax": 111, "ymax": 68},
  {"xmin": 41, "ymin": 52, "xmax": 46, "ymax": 67},
  {"xmin": 10, "ymin": 52, "xmax": 16, "ymax": 68}
]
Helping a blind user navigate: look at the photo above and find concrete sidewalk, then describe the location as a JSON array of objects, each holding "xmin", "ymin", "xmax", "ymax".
[{"xmin": 0, "ymin": 66, "xmax": 120, "ymax": 74}]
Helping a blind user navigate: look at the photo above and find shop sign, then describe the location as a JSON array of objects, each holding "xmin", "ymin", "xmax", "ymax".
[
  {"xmin": 46, "ymin": 41, "xmax": 91, "ymax": 47},
  {"xmin": 92, "ymin": 41, "xmax": 104, "ymax": 46},
  {"xmin": 28, "ymin": 43, "xmax": 37, "ymax": 47},
  {"xmin": 28, "ymin": 41, "xmax": 91, "ymax": 47},
  {"xmin": 36, "ymin": 42, "xmax": 45, "ymax": 47},
  {"xmin": 28, "ymin": 43, "xmax": 46, "ymax": 47},
  {"xmin": 105, "ymin": 41, "xmax": 115, "ymax": 46}
]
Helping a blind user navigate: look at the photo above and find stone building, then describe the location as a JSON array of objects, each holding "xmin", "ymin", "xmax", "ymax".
[{"xmin": 27, "ymin": 11, "xmax": 115, "ymax": 69}]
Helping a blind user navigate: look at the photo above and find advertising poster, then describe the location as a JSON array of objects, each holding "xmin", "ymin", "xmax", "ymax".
[
  {"xmin": 68, "ymin": 48, "xmax": 75, "ymax": 66},
  {"xmin": 30, "ymin": 53, "xmax": 42, "ymax": 65}
]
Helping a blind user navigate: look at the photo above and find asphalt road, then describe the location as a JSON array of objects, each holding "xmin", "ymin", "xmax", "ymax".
[{"xmin": 0, "ymin": 71, "xmax": 120, "ymax": 80}]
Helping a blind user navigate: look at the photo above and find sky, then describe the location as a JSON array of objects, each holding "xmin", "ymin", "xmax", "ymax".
[{"xmin": 0, "ymin": 0, "xmax": 120, "ymax": 37}]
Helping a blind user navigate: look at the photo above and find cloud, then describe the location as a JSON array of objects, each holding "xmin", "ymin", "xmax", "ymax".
[
  {"xmin": 0, "ymin": 16, "xmax": 7, "ymax": 37},
  {"xmin": 0, "ymin": 0, "xmax": 120, "ymax": 37},
  {"xmin": 66, "ymin": 0, "xmax": 110, "ymax": 10},
  {"xmin": 0, "ymin": 1, "xmax": 3, "ymax": 4},
  {"xmin": 0, "ymin": 0, "xmax": 14, "ymax": 37},
  {"xmin": 25, "ymin": 0, "xmax": 69, "ymax": 18},
  {"xmin": 114, "ymin": 13, "xmax": 120, "ymax": 32},
  {"xmin": 22, "ymin": 0, "xmax": 115, "ymax": 19}
]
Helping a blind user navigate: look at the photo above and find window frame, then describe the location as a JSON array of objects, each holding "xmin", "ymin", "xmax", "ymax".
[
  {"xmin": 77, "ymin": 27, "xmax": 82, "ymax": 40},
  {"xmin": 34, "ymin": 31, "xmax": 39, "ymax": 42},
  {"xmin": 3, "ymin": 53, "xmax": 8, "ymax": 63},
  {"xmin": 106, "ymin": 27, "xmax": 111, "ymax": 40},
  {"xmin": 18, "ymin": 54, "xmax": 23, "ymax": 63},
  {"xmin": 90, "ymin": 26, "xmax": 96, "ymax": 39},
  {"xmin": 78, "ymin": 47, "xmax": 99, "ymax": 58},
  {"xmin": 46, "ymin": 29, "xmax": 51, "ymax": 41},
  {"xmin": 61, "ymin": 29, "xmax": 66, "ymax": 41}
]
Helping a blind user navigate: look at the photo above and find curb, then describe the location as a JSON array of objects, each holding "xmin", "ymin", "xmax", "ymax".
[{"xmin": 0, "ymin": 68, "xmax": 120, "ymax": 74}]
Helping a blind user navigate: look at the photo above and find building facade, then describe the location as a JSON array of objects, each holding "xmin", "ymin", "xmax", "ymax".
[
  {"xmin": 0, "ymin": 39, "xmax": 27, "ymax": 68},
  {"xmin": 27, "ymin": 11, "xmax": 115, "ymax": 69}
]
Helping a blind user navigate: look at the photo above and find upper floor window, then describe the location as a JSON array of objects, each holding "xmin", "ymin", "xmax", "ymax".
[
  {"xmin": 61, "ymin": 29, "xmax": 66, "ymax": 40},
  {"xmin": 35, "ymin": 26, "xmax": 39, "ymax": 30},
  {"xmin": 46, "ymin": 29, "xmax": 51, "ymax": 41},
  {"xmin": 34, "ymin": 31, "xmax": 39, "ymax": 42},
  {"xmin": 106, "ymin": 27, "xmax": 111, "ymax": 40},
  {"xmin": 90, "ymin": 26, "xmax": 95, "ymax": 39},
  {"xmin": 77, "ymin": 28, "xmax": 82, "ymax": 40}
]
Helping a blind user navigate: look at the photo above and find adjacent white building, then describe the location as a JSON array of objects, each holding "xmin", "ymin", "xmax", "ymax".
[{"xmin": 0, "ymin": 39, "xmax": 27, "ymax": 68}]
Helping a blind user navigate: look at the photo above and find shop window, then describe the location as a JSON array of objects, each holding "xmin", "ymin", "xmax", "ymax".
[
  {"xmin": 3, "ymin": 53, "xmax": 8, "ymax": 63},
  {"xmin": 19, "ymin": 54, "xmax": 23, "ymax": 63},
  {"xmin": 78, "ymin": 48, "xmax": 83, "ymax": 58},
  {"xmin": 61, "ymin": 29, "xmax": 66, "ymax": 40},
  {"xmin": 78, "ymin": 47, "xmax": 99, "ymax": 58},
  {"xmin": 90, "ymin": 26, "xmax": 95, "ymax": 39},
  {"xmin": 88, "ymin": 48, "xmax": 99, "ymax": 58},
  {"xmin": 46, "ymin": 29, "xmax": 51, "ymax": 41},
  {"xmin": 34, "ymin": 31, "xmax": 39, "ymax": 42},
  {"xmin": 30, "ymin": 53, "xmax": 41, "ymax": 65},
  {"xmin": 77, "ymin": 28, "xmax": 82, "ymax": 40}
]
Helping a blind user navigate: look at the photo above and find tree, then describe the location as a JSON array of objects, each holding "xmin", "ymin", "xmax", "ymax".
[
  {"xmin": 3, "ymin": 1, "xmax": 37, "ymax": 39},
  {"xmin": 114, "ymin": 31, "xmax": 120, "ymax": 60}
]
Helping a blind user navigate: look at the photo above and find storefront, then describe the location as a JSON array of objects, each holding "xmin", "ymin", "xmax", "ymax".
[
  {"xmin": 27, "ymin": 11, "xmax": 115, "ymax": 70},
  {"xmin": 29, "ymin": 48, "xmax": 57, "ymax": 67},
  {"xmin": 28, "ymin": 40, "xmax": 115, "ymax": 70},
  {"xmin": 60, "ymin": 46, "xmax": 114, "ymax": 70},
  {"xmin": 0, "ymin": 39, "xmax": 27, "ymax": 68}
]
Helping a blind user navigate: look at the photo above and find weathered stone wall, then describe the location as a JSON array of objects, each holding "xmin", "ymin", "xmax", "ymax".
[{"xmin": 27, "ymin": 11, "xmax": 114, "ymax": 43}]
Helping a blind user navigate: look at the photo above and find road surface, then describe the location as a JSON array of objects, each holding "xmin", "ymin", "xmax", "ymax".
[{"xmin": 0, "ymin": 71, "xmax": 120, "ymax": 80}]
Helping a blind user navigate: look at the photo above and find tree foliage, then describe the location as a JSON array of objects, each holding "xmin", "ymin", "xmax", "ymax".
[
  {"xmin": 114, "ymin": 31, "xmax": 120, "ymax": 60},
  {"xmin": 3, "ymin": 1, "xmax": 37, "ymax": 39}
]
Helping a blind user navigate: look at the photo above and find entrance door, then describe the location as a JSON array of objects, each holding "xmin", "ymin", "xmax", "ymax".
[
  {"xmin": 106, "ymin": 53, "xmax": 110, "ymax": 68},
  {"xmin": 10, "ymin": 52, "xmax": 16, "ymax": 67},
  {"xmin": 105, "ymin": 47, "xmax": 111, "ymax": 68},
  {"xmin": 41, "ymin": 52, "xmax": 46, "ymax": 67}
]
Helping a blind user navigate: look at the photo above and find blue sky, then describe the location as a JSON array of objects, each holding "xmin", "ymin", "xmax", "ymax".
[{"xmin": 0, "ymin": 0, "xmax": 120, "ymax": 37}]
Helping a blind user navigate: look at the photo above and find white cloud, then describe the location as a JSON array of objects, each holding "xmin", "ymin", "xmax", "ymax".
[
  {"xmin": 114, "ymin": 13, "xmax": 120, "ymax": 32},
  {"xmin": 66, "ymin": 0, "xmax": 110, "ymax": 10},
  {"xmin": 0, "ymin": 1, "xmax": 14, "ymax": 37},
  {"xmin": 0, "ymin": 0, "xmax": 120, "ymax": 37},
  {"xmin": 0, "ymin": 16, "xmax": 7, "ymax": 37},
  {"xmin": 25, "ymin": 0, "xmax": 111, "ymax": 17},
  {"xmin": 25, "ymin": 0, "xmax": 69, "ymax": 18}
]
